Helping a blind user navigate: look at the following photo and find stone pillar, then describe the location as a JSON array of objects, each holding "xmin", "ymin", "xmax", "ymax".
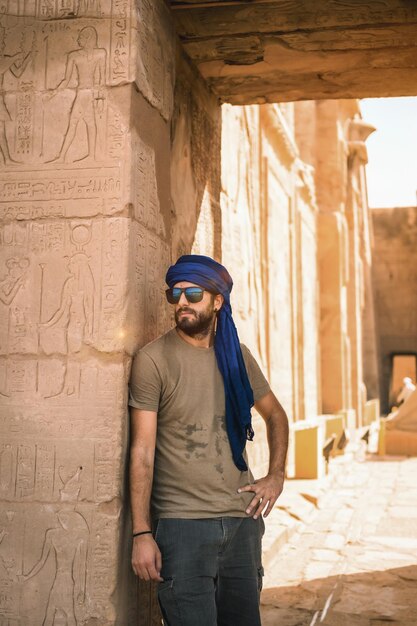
[
  {"xmin": 346, "ymin": 116, "xmax": 376, "ymax": 425},
  {"xmin": 362, "ymin": 254, "xmax": 380, "ymax": 401},
  {"xmin": 318, "ymin": 212, "xmax": 349, "ymax": 413},
  {"xmin": 298, "ymin": 100, "xmax": 377, "ymax": 423},
  {"xmin": 295, "ymin": 162, "xmax": 319, "ymax": 420},
  {"xmin": 0, "ymin": 2, "xmax": 175, "ymax": 624},
  {"xmin": 307, "ymin": 101, "xmax": 352, "ymax": 416}
]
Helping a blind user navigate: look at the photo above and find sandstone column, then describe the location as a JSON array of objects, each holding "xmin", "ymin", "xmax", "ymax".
[
  {"xmin": 0, "ymin": 2, "xmax": 175, "ymax": 624},
  {"xmin": 296, "ymin": 101, "xmax": 352, "ymax": 416},
  {"xmin": 346, "ymin": 116, "xmax": 376, "ymax": 425}
]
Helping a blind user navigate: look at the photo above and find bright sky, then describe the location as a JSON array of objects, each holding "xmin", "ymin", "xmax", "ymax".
[{"xmin": 360, "ymin": 97, "xmax": 417, "ymax": 209}]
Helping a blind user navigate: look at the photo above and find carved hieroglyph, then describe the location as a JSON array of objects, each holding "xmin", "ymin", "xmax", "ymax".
[{"xmin": 0, "ymin": 218, "xmax": 129, "ymax": 623}]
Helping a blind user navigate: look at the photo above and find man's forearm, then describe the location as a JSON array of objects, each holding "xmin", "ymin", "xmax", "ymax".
[
  {"xmin": 130, "ymin": 446, "xmax": 154, "ymax": 532},
  {"xmin": 266, "ymin": 407, "xmax": 289, "ymax": 476}
]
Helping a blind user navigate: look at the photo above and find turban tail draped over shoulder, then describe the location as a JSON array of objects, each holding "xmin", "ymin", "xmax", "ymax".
[{"xmin": 165, "ymin": 254, "xmax": 254, "ymax": 471}]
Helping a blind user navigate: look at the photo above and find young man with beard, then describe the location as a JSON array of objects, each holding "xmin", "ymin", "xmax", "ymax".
[{"xmin": 129, "ymin": 254, "xmax": 289, "ymax": 626}]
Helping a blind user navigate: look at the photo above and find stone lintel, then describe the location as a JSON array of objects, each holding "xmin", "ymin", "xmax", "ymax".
[{"xmin": 171, "ymin": 1, "xmax": 417, "ymax": 103}]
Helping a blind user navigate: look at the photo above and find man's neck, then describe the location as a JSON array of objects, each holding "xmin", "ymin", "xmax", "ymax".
[{"xmin": 175, "ymin": 326, "xmax": 215, "ymax": 349}]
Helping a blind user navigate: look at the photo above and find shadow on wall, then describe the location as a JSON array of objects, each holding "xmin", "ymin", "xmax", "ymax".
[
  {"xmin": 133, "ymin": 50, "xmax": 222, "ymax": 625},
  {"xmin": 261, "ymin": 564, "xmax": 417, "ymax": 625},
  {"xmin": 170, "ymin": 52, "xmax": 222, "ymax": 261}
]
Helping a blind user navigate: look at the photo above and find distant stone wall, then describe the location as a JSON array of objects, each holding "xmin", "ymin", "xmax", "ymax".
[
  {"xmin": 372, "ymin": 207, "xmax": 417, "ymax": 413},
  {"xmin": 294, "ymin": 100, "xmax": 378, "ymax": 426},
  {"xmin": 220, "ymin": 103, "xmax": 320, "ymax": 476}
]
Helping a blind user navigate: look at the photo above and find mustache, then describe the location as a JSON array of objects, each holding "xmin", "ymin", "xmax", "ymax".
[{"xmin": 177, "ymin": 307, "xmax": 196, "ymax": 315}]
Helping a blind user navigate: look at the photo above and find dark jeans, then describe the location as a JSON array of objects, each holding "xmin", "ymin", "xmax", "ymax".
[{"xmin": 155, "ymin": 516, "xmax": 264, "ymax": 626}]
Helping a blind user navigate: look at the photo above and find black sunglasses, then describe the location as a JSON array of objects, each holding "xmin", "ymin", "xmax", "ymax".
[{"xmin": 165, "ymin": 287, "xmax": 205, "ymax": 304}]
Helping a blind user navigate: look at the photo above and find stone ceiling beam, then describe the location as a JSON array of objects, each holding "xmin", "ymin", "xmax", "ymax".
[{"xmin": 170, "ymin": 0, "xmax": 417, "ymax": 103}]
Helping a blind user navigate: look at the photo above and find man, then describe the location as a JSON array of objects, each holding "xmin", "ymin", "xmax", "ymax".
[{"xmin": 129, "ymin": 254, "xmax": 289, "ymax": 625}]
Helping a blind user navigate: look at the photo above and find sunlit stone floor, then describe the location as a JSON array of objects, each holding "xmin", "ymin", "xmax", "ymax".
[{"xmin": 261, "ymin": 455, "xmax": 417, "ymax": 625}]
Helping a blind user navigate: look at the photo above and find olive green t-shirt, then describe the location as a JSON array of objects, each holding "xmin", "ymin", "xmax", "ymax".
[{"xmin": 129, "ymin": 328, "xmax": 270, "ymax": 519}]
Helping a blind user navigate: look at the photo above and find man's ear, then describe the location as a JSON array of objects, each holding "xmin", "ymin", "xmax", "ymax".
[{"xmin": 214, "ymin": 294, "xmax": 224, "ymax": 312}]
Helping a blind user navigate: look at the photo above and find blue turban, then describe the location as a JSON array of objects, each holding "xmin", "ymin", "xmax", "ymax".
[{"xmin": 166, "ymin": 254, "xmax": 254, "ymax": 471}]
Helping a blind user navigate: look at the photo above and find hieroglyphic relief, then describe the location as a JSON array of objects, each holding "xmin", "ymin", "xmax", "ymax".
[
  {"xmin": 0, "ymin": 167, "xmax": 123, "ymax": 220},
  {"xmin": 0, "ymin": 217, "xmax": 129, "ymax": 357},
  {"xmin": 47, "ymin": 25, "xmax": 107, "ymax": 164},
  {"xmin": 0, "ymin": 213, "xmax": 130, "ymax": 497},
  {"xmin": 0, "ymin": 1, "xmax": 174, "ymax": 623},
  {"xmin": 98, "ymin": 217, "xmax": 129, "ymax": 350},
  {"xmin": 133, "ymin": 133, "xmax": 165, "ymax": 238},
  {"xmin": 0, "ymin": 499, "xmax": 122, "ymax": 624},
  {"xmin": 130, "ymin": 221, "xmax": 171, "ymax": 348},
  {"xmin": 0, "ymin": 3, "xmax": 132, "ymax": 219},
  {"xmin": 129, "ymin": 125, "xmax": 171, "ymax": 349},
  {"xmin": 0, "ymin": 23, "xmax": 35, "ymax": 165},
  {"xmin": 20, "ymin": 509, "xmax": 89, "ymax": 625},
  {"xmin": 0, "ymin": 393, "xmax": 122, "ymax": 621},
  {"xmin": 0, "ymin": 256, "xmax": 29, "ymax": 306},
  {"xmin": 37, "ymin": 0, "xmax": 103, "ymax": 19},
  {"xmin": 0, "ymin": 429, "xmax": 120, "ymax": 501},
  {"xmin": 110, "ymin": 0, "xmax": 131, "ymax": 85}
]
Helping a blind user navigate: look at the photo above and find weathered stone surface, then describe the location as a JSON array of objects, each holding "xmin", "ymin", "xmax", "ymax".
[
  {"xmin": 220, "ymin": 101, "xmax": 323, "ymax": 445},
  {"xmin": 262, "ymin": 456, "xmax": 417, "ymax": 625},
  {"xmin": 171, "ymin": 50, "xmax": 222, "ymax": 261},
  {"xmin": 171, "ymin": 1, "xmax": 417, "ymax": 104},
  {"xmin": 136, "ymin": 0, "xmax": 176, "ymax": 120},
  {"xmin": 372, "ymin": 207, "xmax": 417, "ymax": 413},
  {"xmin": 296, "ymin": 100, "xmax": 376, "ymax": 425},
  {"xmin": 0, "ymin": 1, "xmax": 177, "ymax": 623}
]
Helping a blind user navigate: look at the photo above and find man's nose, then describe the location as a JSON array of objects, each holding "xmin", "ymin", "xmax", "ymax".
[{"xmin": 178, "ymin": 292, "xmax": 189, "ymax": 306}]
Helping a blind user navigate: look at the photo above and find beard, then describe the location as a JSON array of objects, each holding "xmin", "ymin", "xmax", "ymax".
[{"xmin": 175, "ymin": 304, "xmax": 216, "ymax": 338}]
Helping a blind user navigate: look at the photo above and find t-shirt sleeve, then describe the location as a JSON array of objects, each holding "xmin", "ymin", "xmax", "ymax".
[
  {"xmin": 128, "ymin": 349, "xmax": 161, "ymax": 412},
  {"xmin": 241, "ymin": 344, "xmax": 271, "ymax": 402}
]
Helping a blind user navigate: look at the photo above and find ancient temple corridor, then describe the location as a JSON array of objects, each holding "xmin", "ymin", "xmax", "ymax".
[{"xmin": 1, "ymin": 1, "xmax": 417, "ymax": 624}]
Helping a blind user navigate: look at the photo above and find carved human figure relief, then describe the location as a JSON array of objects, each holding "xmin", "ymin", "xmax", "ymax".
[
  {"xmin": 41, "ymin": 252, "xmax": 95, "ymax": 353},
  {"xmin": 20, "ymin": 511, "xmax": 89, "ymax": 626},
  {"xmin": 38, "ymin": 222, "xmax": 96, "ymax": 397},
  {"xmin": 48, "ymin": 26, "xmax": 106, "ymax": 163},
  {"xmin": 0, "ymin": 257, "xmax": 30, "ymax": 306},
  {"xmin": 0, "ymin": 25, "xmax": 34, "ymax": 165}
]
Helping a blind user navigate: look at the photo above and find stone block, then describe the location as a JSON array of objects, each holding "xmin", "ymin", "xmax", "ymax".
[
  {"xmin": 293, "ymin": 419, "xmax": 326, "ymax": 479},
  {"xmin": 364, "ymin": 398, "xmax": 380, "ymax": 425},
  {"xmin": 378, "ymin": 419, "xmax": 386, "ymax": 455},
  {"xmin": 322, "ymin": 414, "xmax": 346, "ymax": 456},
  {"xmin": 385, "ymin": 429, "xmax": 417, "ymax": 457},
  {"xmin": 338, "ymin": 408, "xmax": 356, "ymax": 431}
]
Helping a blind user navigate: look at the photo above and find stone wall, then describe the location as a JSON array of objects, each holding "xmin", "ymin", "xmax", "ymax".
[
  {"xmin": 171, "ymin": 49, "xmax": 221, "ymax": 261},
  {"xmin": 372, "ymin": 207, "xmax": 417, "ymax": 413},
  {"xmin": 220, "ymin": 103, "xmax": 319, "ymax": 476},
  {"xmin": 294, "ymin": 100, "xmax": 378, "ymax": 427},
  {"xmin": 0, "ymin": 2, "xmax": 178, "ymax": 624}
]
